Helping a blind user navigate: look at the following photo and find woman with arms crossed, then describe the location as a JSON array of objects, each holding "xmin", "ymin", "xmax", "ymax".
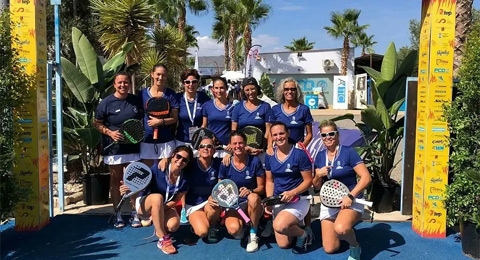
[
  {"xmin": 218, "ymin": 132, "xmax": 265, "ymax": 252},
  {"xmin": 140, "ymin": 64, "xmax": 179, "ymax": 166},
  {"xmin": 312, "ymin": 120, "xmax": 371, "ymax": 260},
  {"xmin": 122, "ymin": 145, "xmax": 194, "ymax": 255},
  {"xmin": 94, "ymin": 72, "xmax": 143, "ymax": 228},
  {"xmin": 264, "ymin": 122, "xmax": 313, "ymax": 254}
]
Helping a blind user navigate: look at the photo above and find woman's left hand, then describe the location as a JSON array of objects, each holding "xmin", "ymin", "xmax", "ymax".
[
  {"xmin": 248, "ymin": 147, "xmax": 263, "ymax": 155},
  {"xmin": 147, "ymin": 116, "xmax": 163, "ymax": 127},
  {"xmin": 341, "ymin": 195, "xmax": 353, "ymax": 209},
  {"xmin": 280, "ymin": 190, "xmax": 296, "ymax": 202},
  {"xmin": 238, "ymin": 187, "xmax": 251, "ymax": 198}
]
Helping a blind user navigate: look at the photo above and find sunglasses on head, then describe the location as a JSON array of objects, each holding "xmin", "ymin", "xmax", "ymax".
[
  {"xmin": 184, "ymin": 79, "xmax": 199, "ymax": 85},
  {"xmin": 198, "ymin": 143, "xmax": 214, "ymax": 149},
  {"xmin": 320, "ymin": 131, "xmax": 337, "ymax": 138},
  {"xmin": 283, "ymin": 87, "xmax": 297, "ymax": 92},
  {"xmin": 175, "ymin": 153, "xmax": 190, "ymax": 163}
]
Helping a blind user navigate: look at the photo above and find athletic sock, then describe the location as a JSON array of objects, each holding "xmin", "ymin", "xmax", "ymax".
[{"xmin": 250, "ymin": 227, "xmax": 257, "ymax": 234}]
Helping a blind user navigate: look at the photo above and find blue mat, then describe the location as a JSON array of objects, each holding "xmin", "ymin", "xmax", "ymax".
[{"xmin": 1, "ymin": 215, "xmax": 468, "ymax": 260}]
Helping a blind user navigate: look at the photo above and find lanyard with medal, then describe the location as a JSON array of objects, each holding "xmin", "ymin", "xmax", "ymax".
[
  {"xmin": 164, "ymin": 164, "xmax": 182, "ymax": 204},
  {"xmin": 325, "ymin": 145, "xmax": 339, "ymax": 179},
  {"xmin": 184, "ymin": 93, "xmax": 198, "ymax": 140}
]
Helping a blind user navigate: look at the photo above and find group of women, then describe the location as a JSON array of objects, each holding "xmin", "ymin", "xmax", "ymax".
[{"xmin": 94, "ymin": 65, "xmax": 370, "ymax": 260}]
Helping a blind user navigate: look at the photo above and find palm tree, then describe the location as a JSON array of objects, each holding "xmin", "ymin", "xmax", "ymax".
[
  {"xmin": 352, "ymin": 31, "xmax": 377, "ymax": 56},
  {"xmin": 151, "ymin": 0, "xmax": 208, "ymax": 37},
  {"xmin": 238, "ymin": 0, "xmax": 271, "ymax": 61},
  {"xmin": 284, "ymin": 37, "xmax": 315, "ymax": 51},
  {"xmin": 454, "ymin": 0, "xmax": 473, "ymax": 78},
  {"xmin": 324, "ymin": 9, "xmax": 368, "ymax": 75},
  {"xmin": 212, "ymin": 12, "xmax": 230, "ymax": 70}
]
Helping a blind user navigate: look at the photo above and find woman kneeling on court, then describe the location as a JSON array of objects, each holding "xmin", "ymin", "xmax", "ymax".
[
  {"xmin": 265, "ymin": 122, "xmax": 313, "ymax": 254},
  {"xmin": 312, "ymin": 120, "xmax": 371, "ymax": 260},
  {"xmin": 121, "ymin": 145, "xmax": 193, "ymax": 255},
  {"xmin": 183, "ymin": 137, "xmax": 223, "ymax": 243},
  {"xmin": 219, "ymin": 131, "xmax": 264, "ymax": 252}
]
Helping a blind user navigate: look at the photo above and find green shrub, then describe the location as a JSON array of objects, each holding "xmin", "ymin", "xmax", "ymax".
[
  {"xmin": 444, "ymin": 23, "xmax": 480, "ymax": 227},
  {"xmin": 259, "ymin": 73, "xmax": 275, "ymax": 101}
]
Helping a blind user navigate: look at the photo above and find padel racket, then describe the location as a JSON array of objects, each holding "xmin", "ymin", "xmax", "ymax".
[
  {"xmin": 103, "ymin": 119, "xmax": 145, "ymax": 151},
  {"xmin": 108, "ymin": 162, "xmax": 152, "ymax": 224},
  {"xmin": 240, "ymin": 126, "xmax": 266, "ymax": 149},
  {"xmin": 145, "ymin": 97, "xmax": 170, "ymax": 140},
  {"xmin": 262, "ymin": 195, "xmax": 312, "ymax": 206},
  {"xmin": 212, "ymin": 179, "xmax": 251, "ymax": 223},
  {"xmin": 191, "ymin": 127, "xmax": 219, "ymax": 150},
  {"xmin": 320, "ymin": 179, "xmax": 372, "ymax": 208}
]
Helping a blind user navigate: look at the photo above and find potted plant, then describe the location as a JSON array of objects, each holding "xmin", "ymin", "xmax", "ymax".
[
  {"xmin": 444, "ymin": 23, "xmax": 480, "ymax": 259},
  {"xmin": 332, "ymin": 42, "xmax": 417, "ymax": 212},
  {"xmin": 61, "ymin": 27, "xmax": 133, "ymax": 205}
]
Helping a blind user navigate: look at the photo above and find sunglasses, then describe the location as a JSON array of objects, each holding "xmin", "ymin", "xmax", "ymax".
[
  {"xmin": 175, "ymin": 153, "xmax": 190, "ymax": 163},
  {"xmin": 184, "ymin": 79, "xmax": 199, "ymax": 85},
  {"xmin": 320, "ymin": 131, "xmax": 337, "ymax": 138},
  {"xmin": 283, "ymin": 88, "xmax": 297, "ymax": 92},
  {"xmin": 198, "ymin": 143, "xmax": 214, "ymax": 149}
]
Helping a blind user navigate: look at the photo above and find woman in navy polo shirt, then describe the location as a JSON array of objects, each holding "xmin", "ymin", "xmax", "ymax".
[
  {"xmin": 139, "ymin": 64, "xmax": 179, "ymax": 166},
  {"xmin": 94, "ymin": 72, "xmax": 143, "ymax": 228},
  {"xmin": 175, "ymin": 69, "xmax": 210, "ymax": 148},
  {"xmin": 219, "ymin": 131, "xmax": 264, "ymax": 253},
  {"xmin": 202, "ymin": 77, "xmax": 234, "ymax": 157},
  {"xmin": 122, "ymin": 145, "xmax": 194, "ymax": 255},
  {"xmin": 264, "ymin": 122, "xmax": 313, "ymax": 254},
  {"xmin": 271, "ymin": 78, "xmax": 313, "ymax": 147},
  {"xmin": 312, "ymin": 120, "xmax": 371, "ymax": 260},
  {"xmin": 232, "ymin": 77, "xmax": 273, "ymax": 156}
]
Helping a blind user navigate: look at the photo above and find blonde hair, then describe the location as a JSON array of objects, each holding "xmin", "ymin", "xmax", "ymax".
[{"xmin": 275, "ymin": 77, "xmax": 304, "ymax": 104}]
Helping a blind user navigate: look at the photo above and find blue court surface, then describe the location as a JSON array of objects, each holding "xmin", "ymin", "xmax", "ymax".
[{"xmin": 1, "ymin": 215, "xmax": 469, "ymax": 260}]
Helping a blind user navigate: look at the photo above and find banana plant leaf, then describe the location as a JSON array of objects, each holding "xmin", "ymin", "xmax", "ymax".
[
  {"xmin": 72, "ymin": 27, "xmax": 104, "ymax": 88},
  {"xmin": 61, "ymin": 57, "xmax": 95, "ymax": 104},
  {"xmin": 74, "ymin": 128, "xmax": 102, "ymax": 149}
]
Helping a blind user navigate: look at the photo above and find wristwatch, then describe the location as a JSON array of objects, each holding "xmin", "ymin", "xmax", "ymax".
[{"xmin": 347, "ymin": 193, "xmax": 355, "ymax": 201}]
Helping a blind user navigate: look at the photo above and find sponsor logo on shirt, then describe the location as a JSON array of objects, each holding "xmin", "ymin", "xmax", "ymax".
[
  {"xmin": 336, "ymin": 161, "xmax": 343, "ymax": 170},
  {"xmin": 245, "ymin": 170, "xmax": 252, "ymax": 179},
  {"xmin": 290, "ymin": 116, "xmax": 298, "ymax": 125},
  {"xmin": 210, "ymin": 170, "xmax": 216, "ymax": 180},
  {"xmin": 255, "ymin": 112, "xmax": 261, "ymax": 120},
  {"xmin": 285, "ymin": 163, "xmax": 293, "ymax": 172}
]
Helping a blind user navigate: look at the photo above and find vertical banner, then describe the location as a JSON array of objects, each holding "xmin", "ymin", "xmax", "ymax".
[
  {"xmin": 11, "ymin": 0, "xmax": 50, "ymax": 231},
  {"xmin": 354, "ymin": 73, "xmax": 367, "ymax": 109},
  {"xmin": 412, "ymin": 0, "xmax": 455, "ymax": 238},
  {"xmin": 333, "ymin": 76, "xmax": 349, "ymax": 109},
  {"xmin": 245, "ymin": 45, "xmax": 261, "ymax": 78},
  {"xmin": 304, "ymin": 94, "xmax": 318, "ymax": 109}
]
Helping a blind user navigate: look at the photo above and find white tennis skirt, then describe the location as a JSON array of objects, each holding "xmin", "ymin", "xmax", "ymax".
[
  {"xmin": 273, "ymin": 197, "xmax": 310, "ymax": 222},
  {"xmin": 104, "ymin": 153, "xmax": 140, "ymax": 165},
  {"xmin": 140, "ymin": 140, "xmax": 176, "ymax": 159},
  {"xmin": 319, "ymin": 203, "xmax": 364, "ymax": 221}
]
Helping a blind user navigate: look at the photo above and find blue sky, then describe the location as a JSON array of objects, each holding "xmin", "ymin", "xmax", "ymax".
[{"xmin": 188, "ymin": 0, "xmax": 480, "ymax": 57}]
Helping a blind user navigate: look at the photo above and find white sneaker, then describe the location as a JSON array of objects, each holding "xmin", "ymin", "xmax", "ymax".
[{"xmin": 246, "ymin": 233, "xmax": 259, "ymax": 252}]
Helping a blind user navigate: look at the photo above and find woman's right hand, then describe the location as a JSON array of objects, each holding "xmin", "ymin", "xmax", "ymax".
[
  {"xmin": 119, "ymin": 181, "xmax": 130, "ymax": 196},
  {"xmin": 109, "ymin": 130, "xmax": 124, "ymax": 142},
  {"xmin": 315, "ymin": 166, "xmax": 332, "ymax": 178},
  {"xmin": 208, "ymin": 196, "xmax": 219, "ymax": 208},
  {"xmin": 158, "ymin": 158, "xmax": 168, "ymax": 171},
  {"xmin": 222, "ymin": 153, "xmax": 232, "ymax": 166}
]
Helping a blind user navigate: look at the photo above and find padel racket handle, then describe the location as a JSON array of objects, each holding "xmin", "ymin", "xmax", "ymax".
[
  {"xmin": 153, "ymin": 128, "xmax": 158, "ymax": 140},
  {"xmin": 355, "ymin": 198, "xmax": 373, "ymax": 207},
  {"xmin": 237, "ymin": 208, "xmax": 251, "ymax": 223}
]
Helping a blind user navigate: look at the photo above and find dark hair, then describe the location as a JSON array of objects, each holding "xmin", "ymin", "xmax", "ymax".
[
  {"xmin": 212, "ymin": 76, "xmax": 227, "ymax": 88},
  {"xmin": 230, "ymin": 130, "xmax": 247, "ymax": 143},
  {"xmin": 181, "ymin": 68, "xmax": 200, "ymax": 81},
  {"xmin": 241, "ymin": 83, "xmax": 262, "ymax": 97},
  {"xmin": 270, "ymin": 121, "xmax": 289, "ymax": 134},
  {"xmin": 151, "ymin": 63, "xmax": 168, "ymax": 73},
  {"xmin": 113, "ymin": 71, "xmax": 131, "ymax": 83},
  {"xmin": 168, "ymin": 145, "xmax": 194, "ymax": 170},
  {"xmin": 319, "ymin": 120, "xmax": 339, "ymax": 133}
]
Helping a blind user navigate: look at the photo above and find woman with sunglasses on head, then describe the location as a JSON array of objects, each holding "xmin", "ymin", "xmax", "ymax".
[
  {"xmin": 140, "ymin": 64, "xmax": 179, "ymax": 167},
  {"xmin": 232, "ymin": 77, "xmax": 274, "ymax": 158},
  {"xmin": 201, "ymin": 77, "xmax": 234, "ymax": 157},
  {"xmin": 271, "ymin": 78, "xmax": 313, "ymax": 149},
  {"xmin": 312, "ymin": 120, "xmax": 371, "ymax": 260},
  {"xmin": 264, "ymin": 122, "xmax": 313, "ymax": 254},
  {"xmin": 94, "ymin": 72, "xmax": 143, "ymax": 228},
  {"xmin": 183, "ymin": 137, "xmax": 223, "ymax": 243},
  {"xmin": 175, "ymin": 69, "xmax": 210, "ymax": 148},
  {"xmin": 218, "ymin": 131, "xmax": 265, "ymax": 253},
  {"xmin": 121, "ymin": 145, "xmax": 193, "ymax": 255}
]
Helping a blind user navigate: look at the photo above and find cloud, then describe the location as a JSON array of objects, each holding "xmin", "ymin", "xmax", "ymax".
[
  {"xmin": 252, "ymin": 34, "xmax": 281, "ymax": 52},
  {"xmin": 278, "ymin": 5, "xmax": 305, "ymax": 11},
  {"xmin": 189, "ymin": 36, "xmax": 224, "ymax": 56}
]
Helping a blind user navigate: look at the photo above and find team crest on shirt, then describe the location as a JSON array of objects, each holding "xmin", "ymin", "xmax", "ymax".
[
  {"xmin": 336, "ymin": 161, "xmax": 343, "ymax": 169},
  {"xmin": 290, "ymin": 116, "xmax": 298, "ymax": 125},
  {"xmin": 210, "ymin": 170, "xmax": 216, "ymax": 180},
  {"xmin": 285, "ymin": 163, "xmax": 293, "ymax": 172},
  {"xmin": 255, "ymin": 112, "xmax": 261, "ymax": 120},
  {"xmin": 133, "ymin": 107, "xmax": 138, "ymax": 113},
  {"xmin": 225, "ymin": 109, "xmax": 231, "ymax": 119},
  {"xmin": 245, "ymin": 170, "xmax": 252, "ymax": 179}
]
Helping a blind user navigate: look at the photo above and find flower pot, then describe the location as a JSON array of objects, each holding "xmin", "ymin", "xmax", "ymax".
[
  {"xmin": 461, "ymin": 220, "xmax": 480, "ymax": 259},
  {"xmin": 370, "ymin": 181, "xmax": 400, "ymax": 213},
  {"xmin": 83, "ymin": 173, "xmax": 110, "ymax": 205}
]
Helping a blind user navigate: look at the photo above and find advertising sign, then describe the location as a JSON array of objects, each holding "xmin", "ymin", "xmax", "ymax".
[
  {"xmin": 354, "ymin": 73, "xmax": 367, "ymax": 109},
  {"xmin": 333, "ymin": 76, "xmax": 348, "ymax": 109},
  {"xmin": 305, "ymin": 94, "xmax": 318, "ymax": 109}
]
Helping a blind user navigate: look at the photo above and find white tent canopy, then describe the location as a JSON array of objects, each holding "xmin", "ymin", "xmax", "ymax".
[{"xmin": 221, "ymin": 71, "xmax": 245, "ymax": 81}]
